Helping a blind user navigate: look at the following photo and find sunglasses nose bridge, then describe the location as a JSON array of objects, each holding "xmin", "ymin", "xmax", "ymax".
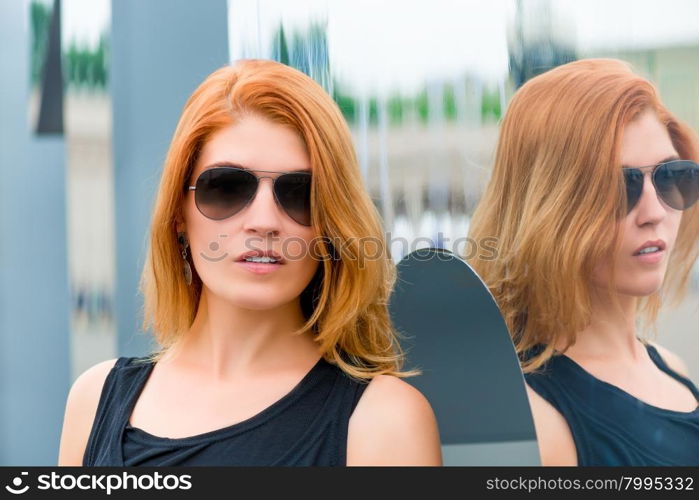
[
  {"xmin": 253, "ymin": 174, "xmax": 280, "ymax": 193},
  {"xmin": 633, "ymin": 165, "xmax": 661, "ymax": 205},
  {"xmin": 634, "ymin": 169, "xmax": 671, "ymax": 220},
  {"xmin": 255, "ymin": 173, "xmax": 287, "ymax": 199},
  {"xmin": 255, "ymin": 173, "xmax": 277, "ymax": 182},
  {"xmin": 243, "ymin": 175, "xmax": 288, "ymax": 224}
]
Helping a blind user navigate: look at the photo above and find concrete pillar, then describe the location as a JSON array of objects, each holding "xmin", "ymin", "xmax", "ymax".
[
  {"xmin": 111, "ymin": 0, "xmax": 229, "ymax": 356},
  {"xmin": 0, "ymin": 0, "xmax": 71, "ymax": 465}
]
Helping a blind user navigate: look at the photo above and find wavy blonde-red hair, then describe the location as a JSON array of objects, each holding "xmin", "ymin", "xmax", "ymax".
[{"xmin": 468, "ymin": 59, "xmax": 699, "ymax": 372}]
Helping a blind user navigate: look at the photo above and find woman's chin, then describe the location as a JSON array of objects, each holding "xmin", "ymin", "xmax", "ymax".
[
  {"xmin": 230, "ymin": 297, "xmax": 290, "ymax": 311},
  {"xmin": 622, "ymin": 280, "xmax": 664, "ymax": 298}
]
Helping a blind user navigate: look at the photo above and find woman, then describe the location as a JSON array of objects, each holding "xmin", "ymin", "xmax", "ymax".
[
  {"xmin": 58, "ymin": 59, "xmax": 441, "ymax": 466},
  {"xmin": 468, "ymin": 59, "xmax": 699, "ymax": 466}
]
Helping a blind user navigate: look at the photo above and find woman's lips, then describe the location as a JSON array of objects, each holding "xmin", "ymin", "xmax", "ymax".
[
  {"xmin": 235, "ymin": 260, "xmax": 283, "ymax": 275},
  {"xmin": 632, "ymin": 248, "xmax": 665, "ymax": 264}
]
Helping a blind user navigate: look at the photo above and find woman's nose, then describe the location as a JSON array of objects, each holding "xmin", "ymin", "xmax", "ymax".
[
  {"xmin": 240, "ymin": 177, "xmax": 284, "ymax": 235},
  {"xmin": 633, "ymin": 173, "xmax": 667, "ymax": 226}
]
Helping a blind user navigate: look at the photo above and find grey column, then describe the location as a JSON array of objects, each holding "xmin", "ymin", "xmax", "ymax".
[
  {"xmin": 111, "ymin": 0, "xmax": 229, "ymax": 357},
  {"xmin": 0, "ymin": 1, "xmax": 71, "ymax": 465}
]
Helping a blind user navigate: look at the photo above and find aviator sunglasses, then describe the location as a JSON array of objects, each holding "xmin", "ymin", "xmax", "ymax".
[
  {"xmin": 188, "ymin": 165, "xmax": 312, "ymax": 226},
  {"xmin": 622, "ymin": 159, "xmax": 699, "ymax": 214}
]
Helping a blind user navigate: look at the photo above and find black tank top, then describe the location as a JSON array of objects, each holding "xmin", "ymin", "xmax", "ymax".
[
  {"xmin": 83, "ymin": 356, "xmax": 368, "ymax": 466},
  {"xmin": 525, "ymin": 342, "xmax": 699, "ymax": 465}
]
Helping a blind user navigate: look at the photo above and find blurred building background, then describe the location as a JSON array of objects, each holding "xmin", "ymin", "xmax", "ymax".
[{"xmin": 1, "ymin": 0, "xmax": 697, "ymax": 464}]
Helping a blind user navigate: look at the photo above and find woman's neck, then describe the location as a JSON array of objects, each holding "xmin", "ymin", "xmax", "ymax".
[
  {"xmin": 557, "ymin": 287, "xmax": 645, "ymax": 362},
  {"xmin": 165, "ymin": 288, "xmax": 321, "ymax": 380}
]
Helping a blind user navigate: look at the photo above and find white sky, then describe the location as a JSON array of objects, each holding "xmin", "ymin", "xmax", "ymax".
[
  {"xmin": 560, "ymin": 0, "xmax": 699, "ymax": 50},
  {"xmin": 60, "ymin": 0, "xmax": 110, "ymax": 49},
  {"xmin": 57, "ymin": 0, "xmax": 699, "ymax": 92},
  {"xmin": 228, "ymin": 0, "xmax": 515, "ymax": 93},
  {"xmin": 229, "ymin": 0, "xmax": 699, "ymax": 94}
]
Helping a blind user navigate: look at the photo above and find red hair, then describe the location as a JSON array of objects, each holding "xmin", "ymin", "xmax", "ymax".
[{"xmin": 468, "ymin": 59, "xmax": 699, "ymax": 372}]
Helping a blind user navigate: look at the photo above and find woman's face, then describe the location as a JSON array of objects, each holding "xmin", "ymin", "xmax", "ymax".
[
  {"xmin": 179, "ymin": 113, "xmax": 319, "ymax": 310},
  {"xmin": 591, "ymin": 109, "xmax": 683, "ymax": 297}
]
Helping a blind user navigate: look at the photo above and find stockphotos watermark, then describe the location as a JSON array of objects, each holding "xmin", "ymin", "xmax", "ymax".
[
  {"xmin": 4, "ymin": 470, "xmax": 192, "ymax": 495},
  {"xmin": 197, "ymin": 232, "xmax": 499, "ymax": 266}
]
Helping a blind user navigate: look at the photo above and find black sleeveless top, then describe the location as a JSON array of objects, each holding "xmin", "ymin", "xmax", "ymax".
[
  {"xmin": 83, "ymin": 356, "xmax": 368, "ymax": 466},
  {"xmin": 525, "ymin": 342, "xmax": 699, "ymax": 466}
]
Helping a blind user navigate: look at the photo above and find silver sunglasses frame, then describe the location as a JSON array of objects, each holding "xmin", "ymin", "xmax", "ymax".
[{"xmin": 187, "ymin": 166, "xmax": 312, "ymax": 225}]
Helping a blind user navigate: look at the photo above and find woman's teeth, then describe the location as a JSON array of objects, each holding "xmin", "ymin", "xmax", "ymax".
[
  {"xmin": 244, "ymin": 256, "xmax": 279, "ymax": 263},
  {"xmin": 637, "ymin": 246, "xmax": 660, "ymax": 255}
]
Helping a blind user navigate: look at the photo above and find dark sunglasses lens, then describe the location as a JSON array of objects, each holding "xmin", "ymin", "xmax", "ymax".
[
  {"xmin": 195, "ymin": 168, "xmax": 257, "ymax": 220},
  {"xmin": 274, "ymin": 173, "xmax": 312, "ymax": 226},
  {"xmin": 623, "ymin": 168, "xmax": 644, "ymax": 213},
  {"xmin": 654, "ymin": 160, "xmax": 699, "ymax": 210}
]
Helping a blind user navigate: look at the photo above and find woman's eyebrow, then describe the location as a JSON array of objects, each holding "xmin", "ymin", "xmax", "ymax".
[
  {"xmin": 202, "ymin": 161, "xmax": 310, "ymax": 173},
  {"xmin": 621, "ymin": 155, "xmax": 680, "ymax": 168},
  {"xmin": 204, "ymin": 161, "xmax": 244, "ymax": 170}
]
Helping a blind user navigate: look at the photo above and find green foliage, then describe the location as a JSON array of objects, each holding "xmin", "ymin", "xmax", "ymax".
[
  {"xmin": 271, "ymin": 23, "xmax": 290, "ymax": 65},
  {"xmin": 333, "ymin": 82, "xmax": 500, "ymax": 127},
  {"xmin": 481, "ymin": 86, "xmax": 501, "ymax": 122},
  {"xmin": 368, "ymin": 98, "xmax": 378, "ymax": 124},
  {"xmin": 64, "ymin": 34, "xmax": 109, "ymax": 89},
  {"xmin": 415, "ymin": 90, "xmax": 429, "ymax": 123},
  {"xmin": 332, "ymin": 86, "xmax": 356, "ymax": 123},
  {"xmin": 443, "ymin": 83, "xmax": 457, "ymax": 121},
  {"xmin": 30, "ymin": 0, "xmax": 109, "ymax": 90},
  {"xmin": 387, "ymin": 95, "xmax": 406, "ymax": 125},
  {"xmin": 30, "ymin": 1, "xmax": 51, "ymax": 86}
]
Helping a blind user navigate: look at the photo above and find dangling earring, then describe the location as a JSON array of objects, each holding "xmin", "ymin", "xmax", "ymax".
[{"xmin": 178, "ymin": 231, "xmax": 192, "ymax": 285}]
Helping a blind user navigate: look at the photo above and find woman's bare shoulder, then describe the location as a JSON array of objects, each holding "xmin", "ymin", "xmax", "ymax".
[
  {"xmin": 647, "ymin": 341, "xmax": 691, "ymax": 378},
  {"xmin": 525, "ymin": 384, "xmax": 578, "ymax": 466},
  {"xmin": 69, "ymin": 358, "xmax": 121, "ymax": 407},
  {"xmin": 57, "ymin": 358, "xmax": 119, "ymax": 465},
  {"xmin": 346, "ymin": 374, "xmax": 442, "ymax": 465}
]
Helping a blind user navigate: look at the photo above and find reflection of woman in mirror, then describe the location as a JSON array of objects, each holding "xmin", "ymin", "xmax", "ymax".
[
  {"xmin": 468, "ymin": 59, "xmax": 699, "ymax": 465},
  {"xmin": 59, "ymin": 60, "xmax": 441, "ymax": 466}
]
